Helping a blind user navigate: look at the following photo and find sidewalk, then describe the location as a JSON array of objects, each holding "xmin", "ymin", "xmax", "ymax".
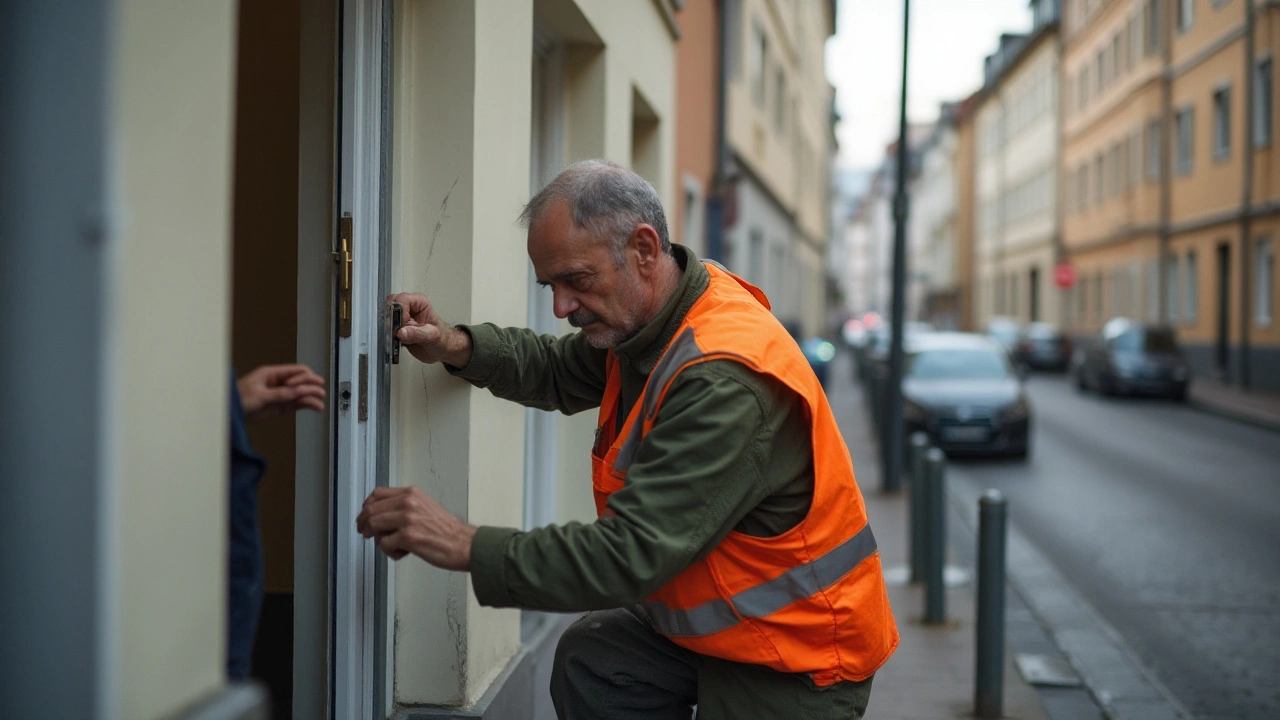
[
  {"xmin": 1189, "ymin": 375, "xmax": 1280, "ymax": 433},
  {"xmin": 829, "ymin": 363, "xmax": 1051, "ymax": 720}
]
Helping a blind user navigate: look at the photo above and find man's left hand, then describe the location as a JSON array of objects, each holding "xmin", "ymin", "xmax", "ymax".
[{"xmin": 356, "ymin": 486, "xmax": 477, "ymax": 571}]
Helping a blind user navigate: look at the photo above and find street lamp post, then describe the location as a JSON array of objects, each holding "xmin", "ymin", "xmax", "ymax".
[{"xmin": 883, "ymin": 0, "xmax": 911, "ymax": 493}]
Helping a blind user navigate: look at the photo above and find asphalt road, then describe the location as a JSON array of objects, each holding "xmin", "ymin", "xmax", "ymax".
[{"xmin": 946, "ymin": 374, "xmax": 1280, "ymax": 720}]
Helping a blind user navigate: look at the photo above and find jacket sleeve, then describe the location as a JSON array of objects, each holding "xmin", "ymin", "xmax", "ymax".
[
  {"xmin": 448, "ymin": 322, "xmax": 610, "ymax": 415},
  {"xmin": 469, "ymin": 360, "xmax": 801, "ymax": 611}
]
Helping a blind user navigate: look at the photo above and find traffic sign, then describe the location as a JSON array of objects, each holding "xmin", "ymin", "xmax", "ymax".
[{"xmin": 1053, "ymin": 263, "xmax": 1077, "ymax": 289}]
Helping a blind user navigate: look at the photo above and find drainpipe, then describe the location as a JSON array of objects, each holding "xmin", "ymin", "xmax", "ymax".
[
  {"xmin": 706, "ymin": 0, "xmax": 732, "ymax": 262},
  {"xmin": 1239, "ymin": 0, "xmax": 1256, "ymax": 388},
  {"xmin": 1158, "ymin": 0, "xmax": 1173, "ymax": 325}
]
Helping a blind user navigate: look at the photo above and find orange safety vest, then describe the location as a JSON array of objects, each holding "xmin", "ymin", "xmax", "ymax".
[{"xmin": 591, "ymin": 262, "xmax": 899, "ymax": 685}]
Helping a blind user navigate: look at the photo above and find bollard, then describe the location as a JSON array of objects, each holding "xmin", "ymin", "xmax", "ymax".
[
  {"xmin": 908, "ymin": 432, "xmax": 931, "ymax": 583},
  {"xmin": 923, "ymin": 448, "xmax": 947, "ymax": 624},
  {"xmin": 974, "ymin": 490, "xmax": 1008, "ymax": 719}
]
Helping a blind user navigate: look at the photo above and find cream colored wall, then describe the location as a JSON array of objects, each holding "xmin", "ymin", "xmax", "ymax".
[
  {"xmin": 390, "ymin": 0, "xmax": 529, "ymax": 706},
  {"xmin": 107, "ymin": 1, "xmax": 239, "ymax": 718},
  {"xmin": 390, "ymin": 0, "xmax": 675, "ymax": 707}
]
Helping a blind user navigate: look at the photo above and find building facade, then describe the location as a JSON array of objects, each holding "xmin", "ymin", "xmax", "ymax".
[
  {"xmin": 913, "ymin": 105, "xmax": 963, "ymax": 330},
  {"xmin": 6, "ymin": 0, "xmax": 680, "ymax": 718},
  {"xmin": 722, "ymin": 0, "xmax": 838, "ymax": 336},
  {"xmin": 975, "ymin": 0, "xmax": 1063, "ymax": 333},
  {"xmin": 1061, "ymin": 0, "xmax": 1280, "ymax": 390}
]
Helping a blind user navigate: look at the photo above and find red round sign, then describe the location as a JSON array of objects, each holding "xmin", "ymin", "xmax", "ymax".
[{"xmin": 1053, "ymin": 263, "xmax": 1077, "ymax": 289}]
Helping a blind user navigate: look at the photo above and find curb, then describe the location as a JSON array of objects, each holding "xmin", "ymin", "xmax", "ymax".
[
  {"xmin": 947, "ymin": 481, "xmax": 1194, "ymax": 720},
  {"xmin": 1188, "ymin": 398, "xmax": 1280, "ymax": 435}
]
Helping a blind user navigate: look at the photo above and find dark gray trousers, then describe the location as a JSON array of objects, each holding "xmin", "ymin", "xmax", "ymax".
[{"xmin": 550, "ymin": 608, "xmax": 874, "ymax": 720}]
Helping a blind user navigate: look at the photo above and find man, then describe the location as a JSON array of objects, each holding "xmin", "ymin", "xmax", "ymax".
[
  {"xmin": 228, "ymin": 363, "xmax": 326, "ymax": 679},
  {"xmin": 357, "ymin": 161, "xmax": 897, "ymax": 718}
]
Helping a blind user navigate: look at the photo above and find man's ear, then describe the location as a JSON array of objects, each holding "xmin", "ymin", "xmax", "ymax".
[{"xmin": 630, "ymin": 224, "xmax": 663, "ymax": 275}]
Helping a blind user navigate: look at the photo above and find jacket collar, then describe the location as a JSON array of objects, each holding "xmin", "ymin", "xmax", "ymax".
[{"xmin": 612, "ymin": 244, "xmax": 709, "ymax": 376}]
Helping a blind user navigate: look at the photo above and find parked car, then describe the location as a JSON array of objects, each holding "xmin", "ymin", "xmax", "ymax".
[
  {"xmin": 1071, "ymin": 318, "xmax": 1190, "ymax": 400},
  {"xmin": 902, "ymin": 332, "xmax": 1032, "ymax": 458},
  {"xmin": 1012, "ymin": 322, "xmax": 1072, "ymax": 372},
  {"xmin": 984, "ymin": 316, "xmax": 1022, "ymax": 355},
  {"xmin": 860, "ymin": 321, "xmax": 936, "ymax": 381}
]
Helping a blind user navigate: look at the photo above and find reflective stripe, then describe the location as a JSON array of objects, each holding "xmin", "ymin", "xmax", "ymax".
[
  {"xmin": 642, "ymin": 524, "xmax": 879, "ymax": 637},
  {"xmin": 614, "ymin": 327, "xmax": 704, "ymax": 471},
  {"xmin": 733, "ymin": 524, "xmax": 878, "ymax": 619},
  {"xmin": 642, "ymin": 327, "xmax": 704, "ymax": 420},
  {"xmin": 640, "ymin": 596, "xmax": 739, "ymax": 638}
]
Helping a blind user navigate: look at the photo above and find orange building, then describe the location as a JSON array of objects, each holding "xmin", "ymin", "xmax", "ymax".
[
  {"xmin": 1062, "ymin": 0, "xmax": 1280, "ymax": 390},
  {"xmin": 673, "ymin": 0, "xmax": 721, "ymax": 257}
]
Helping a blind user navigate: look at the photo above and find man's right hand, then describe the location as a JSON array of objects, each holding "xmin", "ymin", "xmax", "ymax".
[{"xmin": 388, "ymin": 292, "xmax": 473, "ymax": 368}]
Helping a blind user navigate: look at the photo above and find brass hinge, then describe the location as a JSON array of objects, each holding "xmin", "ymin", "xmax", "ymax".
[{"xmin": 334, "ymin": 213, "xmax": 353, "ymax": 337}]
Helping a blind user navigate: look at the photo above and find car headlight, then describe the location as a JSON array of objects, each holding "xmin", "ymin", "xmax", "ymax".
[
  {"xmin": 815, "ymin": 341, "xmax": 836, "ymax": 363},
  {"xmin": 1001, "ymin": 398, "xmax": 1030, "ymax": 422}
]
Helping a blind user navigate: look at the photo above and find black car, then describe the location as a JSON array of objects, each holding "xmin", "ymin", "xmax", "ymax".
[
  {"xmin": 1012, "ymin": 322, "xmax": 1072, "ymax": 372},
  {"xmin": 1072, "ymin": 318, "xmax": 1190, "ymax": 401},
  {"xmin": 859, "ymin": 321, "xmax": 935, "ymax": 381},
  {"xmin": 902, "ymin": 333, "xmax": 1032, "ymax": 458}
]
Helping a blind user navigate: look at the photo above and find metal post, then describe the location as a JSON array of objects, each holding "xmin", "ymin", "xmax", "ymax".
[
  {"xmin": 923, "ymin": 447, "xmax": 947, "ymax": 624},
  {"xmin": 908, "ymin": 432, "xmax": 930, "ymax": 583},
  {"xmin": 882, "ymin": 0, "xmax": 911, "ymax": 494},
  {"xmin": 975, "ymin": 490, "xmax": 1008, "ymax": 719}
]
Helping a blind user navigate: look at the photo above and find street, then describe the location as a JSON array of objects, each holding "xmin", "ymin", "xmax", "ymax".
[{"xmin": 945, "ymin": 375, "xmax": 1280, "ymax": 720}]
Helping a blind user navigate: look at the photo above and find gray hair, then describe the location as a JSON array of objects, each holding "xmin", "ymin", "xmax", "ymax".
[{"xmin": 519, "ymin": 159, "xmax": 671, "ymax": 266}]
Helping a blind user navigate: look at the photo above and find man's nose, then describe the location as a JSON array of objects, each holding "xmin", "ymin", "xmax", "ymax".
[{"xmin": 553, "ymin": 291, "xmax": 579, "ymax": 319}]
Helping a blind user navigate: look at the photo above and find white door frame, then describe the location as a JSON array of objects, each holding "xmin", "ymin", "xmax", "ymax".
[{"xmin": 334, "ymin": 0, "xmax": 394, "ymax": 717}]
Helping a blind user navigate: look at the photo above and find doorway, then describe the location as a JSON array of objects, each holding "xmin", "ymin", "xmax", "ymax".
[
  {"xmin": 1029, "ymin": 266, "xmax": 1041, "ymax": 322},
  {"xmin": 231, "ymin": 0, "xmax": 392, "ymax": 717},
  {"xmin": 1216, "ymin": 242, "xmax": 1231, "ymax": 377}
]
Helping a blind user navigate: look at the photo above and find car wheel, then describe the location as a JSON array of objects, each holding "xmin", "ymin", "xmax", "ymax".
[
  {"xmin": 1172, "ymin": 388, "xmax": 1188, "ymax": 403},
  {"xmin": 1074, "ymin": 370, "xmax": 1088, "ymax": 392}
]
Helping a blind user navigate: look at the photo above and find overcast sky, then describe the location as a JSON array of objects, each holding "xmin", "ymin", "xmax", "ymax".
[{"xmin": 826, "ymin": 0, "xmax": 1034, "ymax": 170}]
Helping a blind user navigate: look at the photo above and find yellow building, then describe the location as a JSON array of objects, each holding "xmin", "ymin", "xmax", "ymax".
[
  {"xmin": 1062, "ymin": 0, "xmax": 1280, "ymax": 390},
  {"xmin": 722, "ymin": 0, "xmax": 837, "ymax": 336},
  {"xmin": 974, "ymin": 0, "xmax": 1064, "ymax": 332}
]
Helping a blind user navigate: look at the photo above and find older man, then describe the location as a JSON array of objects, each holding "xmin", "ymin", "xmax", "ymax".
[{"xmin": 357, "ymin": 160, "xmax": 897, "ymax": 719}]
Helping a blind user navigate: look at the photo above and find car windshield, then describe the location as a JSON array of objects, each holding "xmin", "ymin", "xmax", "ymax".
[
  {"xmin": 1113, "ymin": 328, "xmax": 1178, "ymax": 353},
  {"xmin": 907, "ymin": 348, "xmax": 1012, "ymax": 380}
]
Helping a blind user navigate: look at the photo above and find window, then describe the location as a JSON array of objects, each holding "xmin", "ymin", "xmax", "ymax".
[
  {"xmin": 1255, "ymin": 57, "xmax": 1273, "ymax": 147},
  {"xmin": 1146, "ymin": 0, "xmax": 1162, "ymax": 55},
  {"xmin": 750, "ymin": 21, "xmax": 767, "ymax": 107},
  {"xmin": 1167, "ymin": 255, "xmax": 1180, "ymax": 322},
  {"xmin": 1096, "ymin": 50, "xmax": 1106, "ymax": 93},
  {"xmin": 1175, "ymin": 106, "xmax": 1194, "ymax": 175},
  {"xmin": 774, "ymin": 68, "xmax": 787, "ymax": 133},
  {"xmin": 1110, "ymin": 142, "xmax": 1121, "ymax": 197},
  {"xmin": 1095, "ymin": 270, "xmax": 1105, "ymax": 322},
  {"xmin": 1212, "ymin": 86, "xmax": 1231, "ymax": 160},
  {"xmin": 1129, "ymin": 13, "xmax": 1142, "ymax": 68},
  {"xmin": 1178, "ymin": 0, "xmax": 1194, "ymax": 32},
  {"xmin": 1113, "ymin": 33, "xmax": 1124, "ymax": 78},
  {"xmin": 1095, "ymin": 153, "xmax": 1105, "ymax": 204},
  {"xmin": 1147, "ymin": 119, "xmax": 1162, "ymax": 179},
  {"xmin": 1257, "ymin": 238, "xmax": 1275, "ymax": 325},
  {"xmin": 1120, "ymin": 138, "xmax": 1131, "ymax": 192},
  {"xmin": 1078, "ymin": 164, "xmax": 1089, "ymax": 210},
  {"xmin": 1131, "ymin": 127, "xmax": 1143, "ymax": 186},
  {"xmin": 1185, "ymin": 250, "xmax": 1198, "ymax": 321}
]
